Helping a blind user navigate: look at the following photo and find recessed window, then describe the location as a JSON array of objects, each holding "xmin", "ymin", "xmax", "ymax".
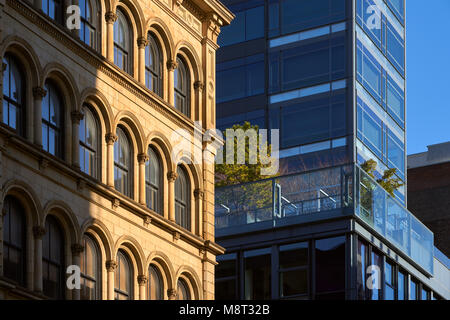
[
  {"xmin": 80, "ymin": 106, "xmax": 98, "ymax": 178},
  {"xmin": 80, "ymin": 235, "xmax": 100, "ymax": 300},
  {"xmin": 148, "ymin": 265, "xmax": 163, "ymax": 300},
  {"xmin": 43, "ymin": 216, "xmax": 65, "ymax": 299},
  {"xmin": 174, "ymin": 57, "xmax": 190, "ymax": 117},
  {"xmin": 2, "ymin": 196, "xmax": 26, "ymax": 286},
  {"xmin": 145, "ymin": 33, "xmax": 163, "ymax": 97},
  {"xmin": 177, "ymin": 279, "xmax": 191, "ymax": 300},
  {"xmin": 145, "ymin": 147, "xmax": 162, "ymax": 214},
  {"xmin": 79, "ymin": 0, "xmax": 96, "ymax": 49},
  {"xmin": 115, "ymin": 250, "xmax": 133, "ymax": 300},
  {"xmin": 114, "ymin": 10, "xmax": 131, "ymax": 73},
  {"xmin": 114, "ymin": 127, "xmax": 132, "ymax": 197},
  {"xmin": 279, "ymin": 242, "xmax": 308, "ymax": 298},
  {"xmin": 2, "ymin": 54, "xmax": 25, "ymax": 135},
  {"xmin": 42, "ymin": 80, "xmax": 64, "ymax": 159},
  {"xmin": 175, "ymin": 166, "xmax": 190, "ymax": 230}
]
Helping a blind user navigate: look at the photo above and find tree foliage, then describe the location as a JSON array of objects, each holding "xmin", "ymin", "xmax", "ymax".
[{"xmin": 361, "ymin": 159, "xmax": 404, "ymax": 196}]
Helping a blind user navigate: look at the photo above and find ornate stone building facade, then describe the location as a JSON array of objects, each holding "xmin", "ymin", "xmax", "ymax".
[{"xmin": 0, "ymin": 0, "xmax": 232, "ymax": 300}]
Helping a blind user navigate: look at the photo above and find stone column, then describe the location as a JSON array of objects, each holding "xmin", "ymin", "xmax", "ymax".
[
  {"xmin": 71, "ymin": 110, "xmax": 84, "ymax": 169},
  {"xmin": 137, "ymin": 275, "xmax": 148, "ymax": 300},
  {"xmin": 167, "ymin": 60, "xmax": 178, "ymax": 106},
  {"xmin": 105, "ymin": 133, "xmax": 118, "ymax": 188},
  {"xmin": 137, "ymin": 153, "xmax": 149, "ymax": 206},
  {"xmin": 105, "ymin": 11, "xmax": 118, "ymax": 63},
  {"xmin": 32, "ymin": 86, "xmax": 47, "ymax": 148},
  {"xmin": 167, "ymin": 170, "xmax": 178, "ymax": 222},
  {"xmin": 71, "ymin": 243, "xmax": 84, "ymax": 300},
  {"xmin": 193, "ymin": 81, "xmax": 204, "ymax": 123},
  {"xmin": 194, "ymin": 189, "xmax": 204, "ymax": 237},
  {"xmin": 167, "ymin": 288, "xmax": 177, "ymax": 300},
  {"xmin": 33, "ymin": 226, "xmax": 46, "ymax": 293},
  {"xmin": 137, "ymin": 37, "xmax": 148, "ymax": 86},
  {"xmin": 105, "ymin": 260, "xmax": 117, "ymax": 300}
]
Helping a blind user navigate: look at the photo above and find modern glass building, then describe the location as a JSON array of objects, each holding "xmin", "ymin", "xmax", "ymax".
[{"xmin": 214, "ymin": 0, "xmax": 449, "ymax": 300}]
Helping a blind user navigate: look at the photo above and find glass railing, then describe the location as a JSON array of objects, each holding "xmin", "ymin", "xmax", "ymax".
[
  {"xmin": 355, "ymin": 165, "xmax": 434, "ymax": 274},
  {"xmin": 215, "ymin": 163, "xmax": 435, "ymax": 275},
  {"xmin": 215, "ymin": 165, "xmax": 354, "ymax": 229}
]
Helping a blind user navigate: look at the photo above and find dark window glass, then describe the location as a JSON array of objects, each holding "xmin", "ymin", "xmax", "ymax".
[
  {"xmin": 114, "ymin": 10, "xmax": 130, "ymax": 73},
  {"xmin": 387, "ymin": 130, "xmax": 405, "ymax": 176},
  {"xmin": 80, "ymin": 106, "xmax": 98, "ymax": 178},
  {"xmin": 114, "ymin": 127, "xmax": 132, "ymax": 197},
  {"xmin": 315, "ymin": 236, "xmax": 345, "ymax": 297},
  {"xmin": 273, "ymin": 93, "xmax": 346, "ymax": 149},
  {"xmin": 145, "ymin": 147, "xmax": 162, "ymax": 214},
  {"xmin": 79, "ymin": 0, "xmax": 96, "ymax": 48},
  {"xmin": 80, "ymin": 235, "xmax": 99, "ymax": 300},
  {"xmin": 410, "ymin": 279, "xmax": 418, "ymax": 300},
  {"xmin": 397, "ymin": 271, "xmax": 406, "ymax": 300},
  {"xmin": 2, "ymin": 196, "xmax": 26, "ymax": 286},
  {"xmin": 357, "ymin": 100, "xmax": 383, "ymax": 158},
  {"xmin": 148, "ymin": 265, "xmax": 163, "ymax": 300},
  {"xmin": 421, "ymin": 288, "xmax": 430, "ymax": 301},
  {"xmin": 279, "ymin": 242, "xmax": 308, "ymax": 298},
  {"xmin": 357, "ymin": 240, "xmax": 367, "ymax": 300},
  {"xmin": 217, "ymin": 54, "xmax": 265, "ymax": 103},
  {"xmin": 115, "ymin": 250, "xmax": 133, "ymax": 300},
  {"xmin": 175, "ymin": 166, "xmax": 190, "ymax": 230},
  {"xmin": 42, "ymin": 0, "xmax": 63, "ymax": 23},
  {"xmin": 387, "ymin": 0, "xmax": 404, "ymax": 22},
  {"xmin": 43, "ymin": 216, "xmax": 65, "ymax": 299},
  {"xmin": 42, "ymin": 81, "xmax": 64, "ymax": 158},
  {"xmin": 357, "ymin": 41, "xmax": 382, "ymax": 101},
  {"xmin": 145, "ymin": 33, "xmax": 163, "ymax": 96},
  {"xmin": 384, "ymin": 261, "xmax": 395, "ymax": 300},
  {"xmin": 218, "ymin": 3, "xmax": 264, "ymax": 47},
  {"xmin": 386, "ymin": 22, "xmax": 404, "ymax": 73},
  {"xmin": 177, "ymin": 279, "xmax": 190, "ymax": 300},
  {"xmin": 369, "ymin": 251, "xmax": 382, "ymax": 300},
  {"xmin": 244, "ymin": 249, "xmax": 271, "ymax": 300},
  {"xmin": 270, "ymin": 0, "xmax": 346, "ymax": 37},
  {"xmin": 174, "ymin": 57, "xmax": 190, "ymax": 117},
  {"xmin": 2, "ymin": 54, "xmax": 25, "ymax": 135},
  {"xmin": 386, "ymin": 76, "xmax": 404, "ymax": 127},
  {"xmin": 215, "ymin": 254, "xmax": 237, "ymax": 300}
]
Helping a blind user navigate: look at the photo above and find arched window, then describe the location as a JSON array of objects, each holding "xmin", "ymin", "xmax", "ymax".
[
  {"xmin": 175, "ymin": 166, "xmax": 190, "ymax": 230},
  {"xmin": 145, "ymin": 147, "xmax": 162, "ymax": 214},
  {"xmin": 80, "ymin": 235, "xmax": 100, "ymax": 300},
  {"xmin": 114, "ymin": 9, "xmax": 131, "ymax": 73},
  {"xmin": 42, "ymin": 0, "xmax": 63, "ymax": 23},
  {"xmin": 43, "ymin": 216, "xmax": 65, "ymax": 299},
  {"xmin": 3, "ymin": 54, "xmax": 25, "ymax": 135},
  {"xmin": 2, "ymin": 196, "xmax": 26, "ymax": 286},
  {"xmin": 148, "ymin": 265, "xmax": 163, "ymax": 300},
  {"xmin": 80, "ymin": 0, "xmax": 96, "ymax": 48},
  {"xmin": 79, "ymin": 105, "xmax": 98, "ymax": 178},
  {"xmin": 177, "ymin": 278, "xmax": 191, "ymax": 300},
  {"xmin": 114, "ymin": 127, "xmax": 132, "ymax": 197},
  {"xmin": 42, "ymin": 80, "xmax": 64, "ymax": 159},
  {"xmin": 145, "ymin": 33, "xmax": 163, "ymax": 96},
  {"xmin": 115, "ymin": 250, "xmax": 133, "ymax": 300},
  {"xmin": 174, "ymin": 56, "xmax": 190, "ymax": 117}
]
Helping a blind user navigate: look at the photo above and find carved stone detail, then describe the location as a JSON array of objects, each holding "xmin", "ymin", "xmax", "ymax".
[
  {"xmin": 193, "ymin": 188, "xmax": 204, "ymax": 199},
  {"xmin": 71, "ymin": 110, "xmax": 84, "ymax": 124},
  {"xmin": 105, "ymin": 11, "xmax": 118, "ymax": 24},
  {"xmin": 106, "ymin": 260, "xmax": 117, "ymax": 272},
  {"xmin": 33, "ymin": 226, "xmax": 46, "ymax": 239},
  {"xmin": 167, "ymin": 288, "xmax": 177, "ymax": 299},
  {"xmin": 137, "ymin": 153, "xmax": 149, "ymax": 164},
  {"xmin": 166, "ymin": 59, "xmax": 178, "ymax": 71},
  {"xmin": 167, "ymin": 171, "xmax": 178, "ymax": 182},
  {"xmin": 112, "ymin": 198, "xmax": 120, "ymax": 210},
  {"xmin": 173, "ymin": 231, "xmax": 181, "ymax": 241},
  {"xmin": 193, "ymin": 81, "xmax": 204, "ymax": 92},
  {"xmin": 137, "ymin": 275, "xmax": 148, "ymax": 285},
  {"xmin": 32, "ymin": 86, "xmax": 47, "ymax": 99},
  {"xmin": 137, "ymin": 37, "xmax": 149, "ymax": 49},
  {"xmin": 71, "ymin": 243, "xmax": 85, "ymax": 255},
  {"xmin": 143, "ymin": 215, "xmax": 152, "ymax": 227},
  {"xmin": 105, "ymin": 133, "xmax": 118, "ymax": 145}
]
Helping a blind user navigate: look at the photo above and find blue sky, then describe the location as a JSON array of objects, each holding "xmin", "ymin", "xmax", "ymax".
[{"xmin": 406, "ymin": 0, "xmax": 450, "ymax": 155}]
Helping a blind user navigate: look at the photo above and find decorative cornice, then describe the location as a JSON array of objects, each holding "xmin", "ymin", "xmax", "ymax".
[
  {"xmin": 166, "ymin": 59, "xmax": 178, "ymax": 71},
  {"xmin": 71, "ymin": 110, "xmax": 84, "ymax": 124},
  {"xmin": 167, "ymin": 171, "xmax": 178, "ymax": 182},
  {"xmin": 71, "ymin": 243, "xmax": 85, "ymax": 255},
  {"xmin": 137, "ymin": 153, "xmax": 149, "ymax": 164},
  {"xmin": 105, "ymin": 260, "xmax": 117, "ymax": 272},
  {"xmin": 32, "ymin": 86, "xmax": 47, "ymax": 99},
  {"xmin": 33, "ymin": 226, "xmax": 46, "ymax": 239},
  {"xmin": 105, "ymin": 11, "xmax": 117, "ymax": 24},
  {"xmin": 112, "ymin": 198, "xmax": 120, "ymax": 210},
  {"xmin": 105, "ymin": 133, "xmax": 118, "ymax": 145},
  {"xmin": 182, "ymin": 0, "xmax": 205, "ymax": 20}
]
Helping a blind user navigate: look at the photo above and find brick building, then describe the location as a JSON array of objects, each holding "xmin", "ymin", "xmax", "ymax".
[
  {"xmin": 408, "ymin": 141, "xmax": 450, "ymax": 257},
  {"xmin": 0, "ymin": 0, "xmax": 232, "ymax": 300}
]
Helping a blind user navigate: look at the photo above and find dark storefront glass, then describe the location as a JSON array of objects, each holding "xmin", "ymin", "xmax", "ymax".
[{"xmin": 244, "ymin": 248, "xmax": 271, "ymax": 299}]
